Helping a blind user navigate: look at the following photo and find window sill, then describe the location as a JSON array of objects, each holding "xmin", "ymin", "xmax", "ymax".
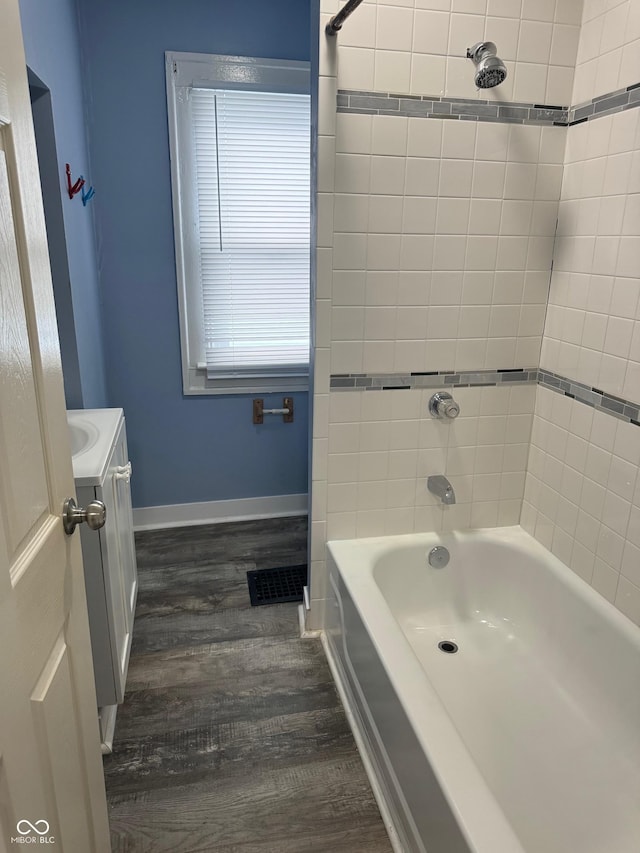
[{"xmin": 184, "ymin": 366, "xmax": 309, "ymax": 396}]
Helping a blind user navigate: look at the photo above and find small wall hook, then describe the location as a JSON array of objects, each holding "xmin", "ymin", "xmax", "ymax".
[
  {"xmin": 81, "ymin": 185, "xmax": 95, "ymax": 206},
  {"xmin": 65, "ymin": 163, "xmax": 85, "ymax": 199}
]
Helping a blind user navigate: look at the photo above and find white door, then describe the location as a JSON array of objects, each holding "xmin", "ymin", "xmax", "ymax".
[{"xmin": 0, "ymin": 0, "xmax": 111, "ymax": 850}]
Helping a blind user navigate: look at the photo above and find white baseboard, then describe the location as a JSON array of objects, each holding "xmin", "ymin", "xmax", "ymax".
[
  {"xmin": 133, "ymin": 493, "xmax": 308, "ymax": 531},
  {"xmin": 298, "ymin": 604, "xmax": 321, "ymax": 639}
]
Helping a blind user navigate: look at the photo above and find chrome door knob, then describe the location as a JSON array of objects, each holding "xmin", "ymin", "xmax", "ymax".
[
  {"xmin": 63, "ymin": 498, "xmax": 107, "ymax": 535},
  {"xmin": 428, "ymin": 391, "xmax": 460, "ymax": 419}
]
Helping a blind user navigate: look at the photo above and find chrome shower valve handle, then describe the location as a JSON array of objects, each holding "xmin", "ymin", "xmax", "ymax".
[{"xmin": 428, "ymin": 392, "xmax": 460, "ymax": 420}]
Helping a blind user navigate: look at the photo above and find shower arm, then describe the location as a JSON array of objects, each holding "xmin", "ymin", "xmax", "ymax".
[{"xmin": 326, "ymin": 0, "xmax": 365, "ymax": 36}]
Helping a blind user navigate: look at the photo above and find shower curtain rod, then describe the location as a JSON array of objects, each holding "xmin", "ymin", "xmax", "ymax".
[{"xmin": 325, "ymin": 0, "xmax": 365, "ymax": 35}]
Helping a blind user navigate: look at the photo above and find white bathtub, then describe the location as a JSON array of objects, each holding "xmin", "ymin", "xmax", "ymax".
[{"xmin": 325, "ymin": 526, "xmax": 640, "ymax": 853}]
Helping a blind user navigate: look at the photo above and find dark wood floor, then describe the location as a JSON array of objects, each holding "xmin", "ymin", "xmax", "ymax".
[{"xmin": 104, "ymin": 517, "xmax": 392, "ymax": 853}]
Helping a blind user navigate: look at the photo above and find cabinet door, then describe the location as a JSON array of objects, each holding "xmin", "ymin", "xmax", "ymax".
[
  {"xmin": 112, "ymin": 425, "xmax": 138, "ymax": 639},
  {"xmin": 96, "ymin": 460, "xmax": 129, "ymax": 704}
]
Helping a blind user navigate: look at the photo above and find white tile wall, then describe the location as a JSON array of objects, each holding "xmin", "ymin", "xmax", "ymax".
[
  {"xmin": 326, "ymin": 384, "xmax": 534, "ymax": 541},
  {"xmin": 542, "ymin": 109, "xmax": 640, "ymax": 400},
  {"xmin": 310, "ymin": 0, "xmax": 572, "ymax": 628},
  {"xmin": 574, "ymin": 0, "xmax": 640, "ymax": 103},
  {"xmin": 334, "ymin": 0, "xmax": 581, "ymax": 104},
  {"xmin": 523, "ymin": 386, "xmax": 640, "ymax": 626},
  {"xmin": 331, "ymin": 113, "xmax": 562, "ymax": 376},
  {"xmin": 311, "ymin": 0, "xmax": 640, "ymax": 631},
  {"xmin": 530, "ymin": 12, "xmax": 640, "ymax": 628}
]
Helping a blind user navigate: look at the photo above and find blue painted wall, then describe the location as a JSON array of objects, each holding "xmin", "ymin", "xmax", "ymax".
[
  {"xmin": 19, "ymin": 0, "xmax": 108, "ymax": 410},
  {"xmin": 19, "ymin": 0, "xmax": 311, "ymax": 508},
  {"xmin": 62, "ymin": 0, "xmax": 310, "ymax": 506},
  {"xmin": 76, "ymin": 0, "xmax": 311, "ymax": 508}
]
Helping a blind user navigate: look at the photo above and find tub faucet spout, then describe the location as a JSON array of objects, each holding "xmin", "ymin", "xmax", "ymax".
[{"xmin": 428, "ymin": 475, "xmax": 456, "ymax": 505}]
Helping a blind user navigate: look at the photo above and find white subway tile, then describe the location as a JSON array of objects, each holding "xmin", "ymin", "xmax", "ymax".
[
  {"xmin": 364, "ymin": 305, "xmax": 398, "ymax": 340},
  {"xmin": 570, "ymin": 541, "xmax": 596, "ymax": 583},
  {"xmin": 376, "ymin": 5, "xmax": 414, "ymax": 51},
  {"xmin": 365, "ymin": 271, "xmax": 400, "ymax": 306},
  {"xmin": 327, "ymin": 511, "xmax": 357, "ymax": 539},
  {"xmin": 600, "ymin": 2, "xmax": 629, "ymax": 54},
  {"xmin": 449, "ymin": 12, "xmax": 485, "ymax": 57},
  {"xmin": 337, "ymin": 46, "xmax": 376, "ymax": 90},
  {"xmin": 408, "ymin": 118, "xmax": 443, "ymax": 158},
  {"xmin": 369, "ymin": 194, "xmax": 404, "ymax": 233},
  {"xmin": 329, "ymin": 392, "xmax": 362, "ymax": 425},
  {"xmin": 331, "ymin": 306, "xmax": 365, "ymax": 343},
  {"xmin": 390, "ymin": 449, "xmax": 422, "ymax": 479},
  {"xmin": 413, "ymin": 9, "xmax": 451, "ymax": 54},
  {"xmin": 328, "ymin": 452, "xmax": 360, "ymax": 484},
  {"xmin": 387, "ymin": 478, "xmax": 417, "ymax": 509},
  {"xmin": 401, "ymin": 234, "xmax": 435, "ymax": 270},
  {"xmin": 437, "ymin": 197, "xmax": 472, "ymax": 233},
  {"xmin": 402, "ymin": 196, "xmax": 438, "ymax": 234},
  {"xmin": 411, "ymin": 53, "xmax": 447, "ymax": 96},
  {"xmin": 404, "ymin": 157, "xmax": 441, "ymax": 196},
  {"xmin": 397, "ymin": 271, "xmax": 430, "ymax": 304},
  {"xmin": 518, "ymin": 21, "xmax": 553, "ymax": 64},
  {"xmin": 555, "ymin": 0, "xmax": 581, "ymax": 26},
  {"xmin": 484, "ymin": 15, "xmax": 521, "ymax": 60},
  {"xmin": 615, "ymin": 576, "xmax": 640, "ymax": 626},
  {"xmin": 521, "ymin": 0, "xmax": 554, "ymax": 23},
  {"xmin": 329, "ymin": 421, "xmax": 360, "ymax": 454},
  {"xmin": 359, "ymin": 420, "xmax": 391, "ymax": 452},
  {"xmin": 334, "ymin": 193, "xmax": 369, "ymax": 233},
  {"xmin": 336, "ymin": 113, "xmax": 372, "ymax": 155},
  {"xmin": 487, "ymin": 0, "xmax": 521, "ymax": 19},
  {"xmin": 621, "ymin": 541, "xmax": 640, "ymax": 588},
  {"xmin": 340, "ymin": 0, "xmax": 376, "ymax": 48},
  {"xmin": 591, "ymin": 557, "xmax": 619, "ymax": 602},
  {"xmin": 374, "ymin": 50, "xmax": 412, "ymax": 91},
  {"xmin": 363, "ymin": 340, "xmax": 396, "ymax": 371},
  {"xmin": 602, "ymin": 490, "xmax": 631, "ymax": 537},
  {"xmin": 367, "ymin": 233, "xmax": 403, "ymax": 270},
  {"xmin": 550, "ymin": 23, "xmax": 581, "ymax": 67},
  {"xmin": 357, "ymin": 479, "xmax": 387, "ymax": 510},
  {"xmin": 396, "ymin": 306, "xmax": 429, "ymax": 340},
  {"xmin": 596, "ymin": 523, "xmax": 625, "ymax": 570},
  {"xmin": 466, "ymin": 235, "xmax": 499, "ymax": 270},
  {"xmin": 335, "ymin": 153, "xmax": 371, "ymax": 195},
  {"xmin": 358, "ymin": 451, "xmax": 390, "ymax": 482},
  {"xmin": 439, "ymin": 159, "xmax": 474, "ymax": 196},
  {"xmin": 327, "ymin": 482, "xmax": 358, "ymax": 513},
  {"xmin": 331, "ymin": 340, "xmax": 364, "ymax": 373},
  {"xmin": 372, "ymin": 115, "xmax": 408, "ymax": 156}
]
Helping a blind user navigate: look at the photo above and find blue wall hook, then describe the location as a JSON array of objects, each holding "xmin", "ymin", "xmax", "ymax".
[{"xmin": 81, "ymin": 185, "xmax": 95, "ymax": 206}]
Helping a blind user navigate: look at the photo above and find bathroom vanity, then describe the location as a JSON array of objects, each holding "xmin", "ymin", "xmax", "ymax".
[{"xmin": 68, "ymin": 408, "xmax": 138, "ymax": 753}]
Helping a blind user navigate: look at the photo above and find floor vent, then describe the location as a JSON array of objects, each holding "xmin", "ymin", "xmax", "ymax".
[{"xmin": 247, "ymin": 565, "xmax": 307, "ymax": 606}]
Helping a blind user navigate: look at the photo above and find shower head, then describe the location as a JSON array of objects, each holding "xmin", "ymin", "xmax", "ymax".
[{"xmin": 466, "ymin": 41, "xmax": 507, "ymax": 89}]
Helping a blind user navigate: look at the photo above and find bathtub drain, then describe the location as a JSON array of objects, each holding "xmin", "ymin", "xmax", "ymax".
[{"xmin": 438, "ymin": 640, "xmax": 458, "ymax": 654}]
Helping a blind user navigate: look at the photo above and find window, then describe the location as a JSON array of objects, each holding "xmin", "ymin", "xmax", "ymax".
[{"xmin": 166, "ymin": 52, "xmax": 311, "ymax": 394}]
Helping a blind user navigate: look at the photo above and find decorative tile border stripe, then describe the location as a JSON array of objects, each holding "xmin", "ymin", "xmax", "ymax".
[
  {"xmin": 537, "ymin": 369, "xmax": 640, "ymax": 425},
  {"xmin": 337, "ymin": 80, "xmax": 640, "ymax": 127},
  {"xmin": 337, "ymin": 89, "xmax": 568, "ymax": 126},
  {"xmin": 569, "ymin": 83, "xmax": 640, "ymax": 125},
  {"xmin": 330, "ymin": 367, "xmax": 538, "ymax": 391},
  {"xmin": 330, "ymin": 366, "xmax": 640, "ymax": 426}
]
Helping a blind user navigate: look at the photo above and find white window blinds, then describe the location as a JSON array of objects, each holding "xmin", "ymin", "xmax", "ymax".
[{"xmin": 190, "ymin": 88, "xmax": 311, "ymax": 379}]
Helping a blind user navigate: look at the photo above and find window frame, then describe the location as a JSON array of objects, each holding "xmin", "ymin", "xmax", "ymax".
[{"xmin": 165, "ymin": 51, "xmax": 311, "ymax": 395}]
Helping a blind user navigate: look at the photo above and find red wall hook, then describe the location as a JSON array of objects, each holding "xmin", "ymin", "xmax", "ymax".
[{"xmin": 65, "ymin": 163, "xmax": 85, "ymax": 199}]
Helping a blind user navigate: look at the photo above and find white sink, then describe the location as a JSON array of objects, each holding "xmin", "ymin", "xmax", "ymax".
[
  {"xmin": 67, "ymin": 409, "xmax": 124, "ymax": 486},
  {"xmin": 68, "ymin": 420, "xmax": 100, "ymax": 457}
]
